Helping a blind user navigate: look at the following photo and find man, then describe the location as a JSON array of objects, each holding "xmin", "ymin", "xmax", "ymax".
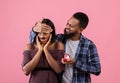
[{"xmin": 56, "ymin": 12, "xmax": 101, "ymax": 83}]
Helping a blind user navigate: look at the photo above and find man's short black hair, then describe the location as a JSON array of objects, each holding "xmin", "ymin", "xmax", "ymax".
[{"xmin": 73, "ymin": 12, "xmax": 89, "ymax": 29}]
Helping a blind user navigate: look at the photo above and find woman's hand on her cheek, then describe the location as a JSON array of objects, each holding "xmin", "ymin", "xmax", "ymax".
[
  {"xmin": 36, "ymin": 36, "xmax": 43, "ymax": 50},
  {"xmin": 44, "ymin": 34, "xmax": 52, "ymax": 49}
]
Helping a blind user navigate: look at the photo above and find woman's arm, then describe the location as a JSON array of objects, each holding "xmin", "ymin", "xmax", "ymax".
[
  {"xmin": 22, "ymin": 36, "xmax": 43, "ymax": 75},
  {"xmin": 44, "ymin": 41, "xmax": 64, "ymax": 74}
]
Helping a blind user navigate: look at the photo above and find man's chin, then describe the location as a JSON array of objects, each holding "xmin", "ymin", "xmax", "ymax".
[
  {"xmin": 64, "ymin": 33, "xmax": 73, "ymax": 39},
  {"xmin": 64, "ymin": 30, "xmax": 75, "ymax": 39}
]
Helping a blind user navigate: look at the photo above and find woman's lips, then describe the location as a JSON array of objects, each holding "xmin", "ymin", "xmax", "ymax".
[{"xmin": 40, "ymin": 37, "xmax": 46, "ymax": 41}]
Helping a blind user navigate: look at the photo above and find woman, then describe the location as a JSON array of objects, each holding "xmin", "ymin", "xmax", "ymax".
[{"xmin": 22, "ymin": 18, "xmax": 64, "ymax": 83}]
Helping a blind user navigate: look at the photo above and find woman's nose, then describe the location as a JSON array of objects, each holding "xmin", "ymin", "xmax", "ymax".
[{"xmin": 38, "ymin": 33, "xmax": 44, "ymax": 37}]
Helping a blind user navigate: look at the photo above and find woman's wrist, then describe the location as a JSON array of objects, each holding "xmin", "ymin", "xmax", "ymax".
[{"xmin": 38, "ymin": 48, "xmax": 43, "ymax": 53}]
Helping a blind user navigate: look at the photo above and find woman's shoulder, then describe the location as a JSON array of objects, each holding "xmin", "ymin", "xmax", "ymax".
[
  {"xmin": 24, "ymin": 43, "xmax": 35, "ymax": 51},
  {"xmin": 54, "ymin": 41, "xmax": 64, "ymax": 50}
]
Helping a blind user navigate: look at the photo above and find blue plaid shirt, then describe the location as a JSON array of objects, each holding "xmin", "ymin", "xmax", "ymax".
[{"xmin": 56, "ymin": 34, "xmax": 101, "ymax": 83}]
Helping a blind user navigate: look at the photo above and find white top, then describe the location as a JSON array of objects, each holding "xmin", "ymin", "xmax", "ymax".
[{"xmin": 62, "ymin": 39, "xmax": 79, "ymax": 83}]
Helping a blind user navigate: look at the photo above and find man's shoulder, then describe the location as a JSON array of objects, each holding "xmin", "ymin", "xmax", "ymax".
[
  {"xmin": 55, "ymin": 34, "xmax": 65, "ymax": 42},
  {"xmin": 81, "ymin": 35, "xmax": 94, "ymax": 44},
  {"xmin": 56, "ymin": 34, "xmax": 65, "ymax": 37}
]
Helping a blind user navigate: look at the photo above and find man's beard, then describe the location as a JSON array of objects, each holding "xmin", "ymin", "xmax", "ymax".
[{"xmin": 64, "ymin": 28, "xmax": 76, "ymax": 39}]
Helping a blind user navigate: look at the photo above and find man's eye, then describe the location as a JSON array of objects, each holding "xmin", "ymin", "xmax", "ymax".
[
  {"xmin": 66, "ymin": 23, "xmax": 72, "ymax": 27},
  {"xmin": 66, "ymin": 23, "xmax": 68, "ymax": 26},
  {"xmin": 69, "ymin": 25, "xmax": 72, "ymax": 27}
]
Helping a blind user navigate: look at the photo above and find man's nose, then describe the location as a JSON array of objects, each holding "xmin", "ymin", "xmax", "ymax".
[{"xmin": 66, "ymin": 24, "xmax": 70, "ymax": 29}]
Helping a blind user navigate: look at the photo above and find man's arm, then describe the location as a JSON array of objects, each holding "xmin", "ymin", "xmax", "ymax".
[{"xmin": 75, "ymin": 42, "xmax": 101, "ymax": 75}]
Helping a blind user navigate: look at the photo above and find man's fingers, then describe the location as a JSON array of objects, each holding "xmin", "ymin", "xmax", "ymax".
[{"xmin": 38, "ymin": 17, "xmax": 44, "ymax": 23}]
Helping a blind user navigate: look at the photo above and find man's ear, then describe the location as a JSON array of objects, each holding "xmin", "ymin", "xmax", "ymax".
[{"xmin": 78, "ymin": 28, "xmax": 84, "ymax": 33}]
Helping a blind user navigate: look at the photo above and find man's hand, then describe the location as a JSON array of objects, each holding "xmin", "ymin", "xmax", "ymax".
[
  {"xmin": 61, "ymin": 58, "xmax": 76, "ymax": 64},
  {"xmin": 61, "ymin": 53, "xmax": 76, "ymax": 64}
]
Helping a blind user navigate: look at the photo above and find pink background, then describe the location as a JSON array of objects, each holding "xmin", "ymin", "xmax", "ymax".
[{"xmin": 0, "ymin": 0, "xmax": 120, "ymax": 83}]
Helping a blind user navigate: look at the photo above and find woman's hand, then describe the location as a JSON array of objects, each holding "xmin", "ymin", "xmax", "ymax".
[
  {"xmin": 44, "ymin": 34, "xmax": 52, "ymax": 50},
  {"xmin": 36, "ymin": 36, "xmax": 43, "ymax": 51}
]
